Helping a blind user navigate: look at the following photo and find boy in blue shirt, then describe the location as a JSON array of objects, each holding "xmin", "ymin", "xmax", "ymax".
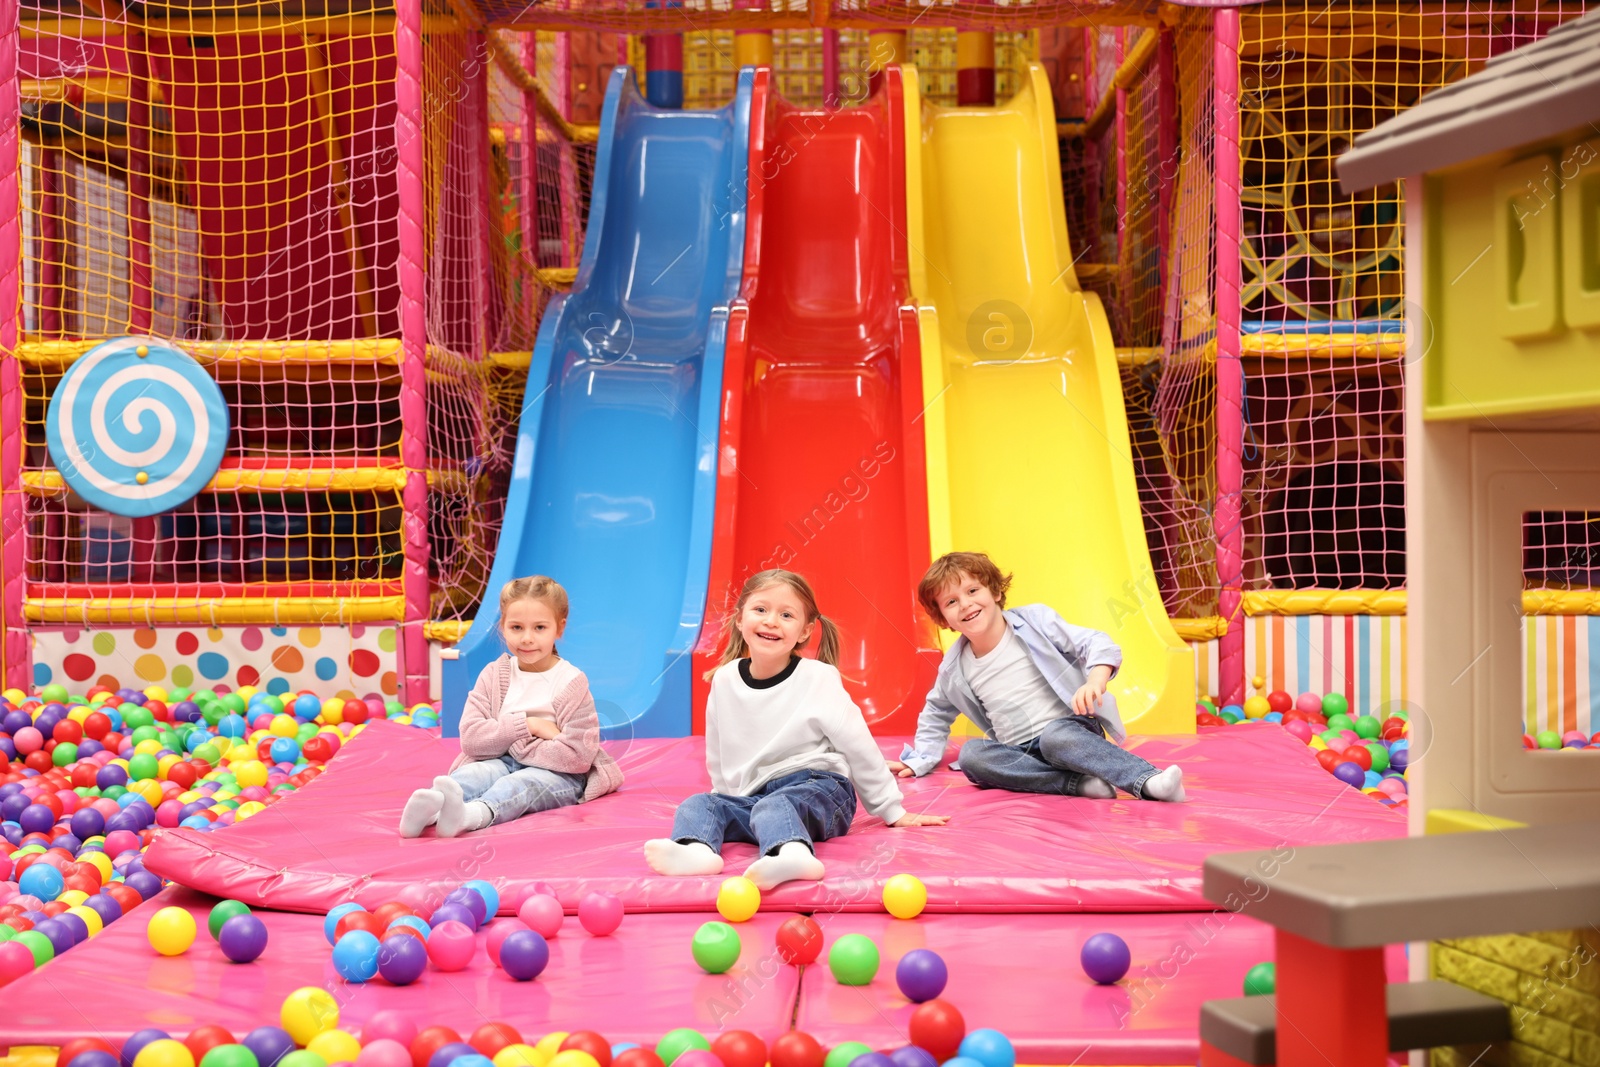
[{"xmin": 888, "ymin": 551, "xmax": 1187, "ymax": 801}]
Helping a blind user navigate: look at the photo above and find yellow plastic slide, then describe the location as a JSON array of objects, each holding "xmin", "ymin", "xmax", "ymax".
[{"xmin": 903, "ymin": 62, "xmax": 1193, "ymax": 734}]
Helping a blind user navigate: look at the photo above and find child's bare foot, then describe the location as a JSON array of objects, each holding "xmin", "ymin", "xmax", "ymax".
[
  {"xmin": 744, "ymin": 841, "xmax": 825, "ymax": 890},
  {"xmin": 645, "ymin": 839, "xmax": 724, "ymax": 876},
  {"xmin": 1077, "ymin": 776, "xmax": 1115, "ymax": 799},
  {"xmin": 400, "ymin": 788, "xmax": 444, "ymax": 837},
  {"xmin": 1143, "ymin": 765, "xmax": 1187, "ymax": 802}
]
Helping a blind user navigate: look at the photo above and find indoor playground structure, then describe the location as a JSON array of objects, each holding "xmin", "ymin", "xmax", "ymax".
[{"xmin": 2, "ymin": 3, "xmax": 1599, "ymax": 1067}]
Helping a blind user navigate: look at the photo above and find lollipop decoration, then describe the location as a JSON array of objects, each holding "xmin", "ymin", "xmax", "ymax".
[{"xmin": 46, "ymin": 337, "xmax": 229, "ymax": 518}]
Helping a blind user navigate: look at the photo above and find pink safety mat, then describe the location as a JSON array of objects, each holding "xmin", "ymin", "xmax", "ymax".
[
  {"xmin": 143, "ymin": 723, "xmax": 1404, "ymax": 915},
  {"xmin": 0, "ymin": 887, "xmax": 798, "ymax": 1050},
  {"xmin": 790, "ymin": 912, "xmax": 1410, "ymax": 1064}
]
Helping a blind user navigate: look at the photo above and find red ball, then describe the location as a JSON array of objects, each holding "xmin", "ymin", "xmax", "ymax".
[
  {"xmin": 52, "ymin": 720, "xmax": 84, "ymax": 746},
  {"xmin": 1341, "ymin": 745, "xmax": 1372, "ymax": 772},
  {"xmin": 70, "ymin": 764, "xmax": 99, "ymax": 788},
  {"xmin": 410, "ymin": 1027, "xmax": 463, "ymax": 1067},
  {"xmin": 335, "ymin": 910, "xmax": 386, "ymax": 941},
  {"xmin": 103, "ymin": 883, "xmax": 144, "ymax": 914},
  {"xmin": 710, "ymin": 1032, "xmax": 766, "ymax": 1067},
  {"xmin": 184, "ymin": 1026, "xmax": 236, "ymax": 1064},
  {"xmin": 146, "ymin": 700, "xmax": 169, "ymax": 722},
  {"xmin": 165, "ymin": 762, "xmax": 199, "ymax": 790},
  {"xmin": 25, "ymin": 751, "xmax": 53, "ymax": 773},
  {"xmin": 41, "ymin": 901, "xmax": 70, "ymax": 917},
  {"xmin": 256, "ymin": 739, "xmax": 276, "ymax": 762},
  {"xmin": 559, "ymin": 1032, "xmax": 613, "ymax": 1067},
  {"xmin": 775, "ymin": 915, "xmax": 822, "ymax": 965},
  {"xmin": 768, "ymin": 1032, "xmax": 823, "ymax": 1067},
  {"xmin": 908, "ymin": 1000, "xmax": 966, "ymax": 1061},
  {"xmin": 82, "ymin": 713, "xmax": 111, "ymax": 741},
  {"xmin": 5, "ymin": 916, "xmax": 33, "ymax": 933},
  {"xmin": 57, "ymin": 1039, "xmax": 116, "ymax": 1067},
  {"xmin": 342, "ymin": 703, "xmax": 370, "ymax": 726},
  {"xmin": 1266, "ymin": 690, "xmax": 1293, "ymax": 713},
  {"xmin": 301, "ymin": 737, "xmax": 334, "ymax": 763},
  {"xmin": 63, "ymin": 874, "xmax": 100, "ymax": 895},
  {"xmin": 373, "ymin": 902, "xmax": 418, "ymax": 928},
  {"xmin": 613, "ymin": 1052, "xmax": 663, "ymax": 1067},
  {"xmin": 469, "ymin": 1024, "xmax": 522, "ymax": 1058},
  {"xmin": 1316, "ymin": 750, "xmax": 1342, "ymax": 772}
]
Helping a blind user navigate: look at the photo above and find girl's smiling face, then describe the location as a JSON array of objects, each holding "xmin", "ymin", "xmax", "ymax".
[
  {"xmin": 737, "ymin": 582, "xmax": 814, "ymax": 664},
  {"xmin": 501, "ymin": 597, "xmax": 564, "ymax": 670}
]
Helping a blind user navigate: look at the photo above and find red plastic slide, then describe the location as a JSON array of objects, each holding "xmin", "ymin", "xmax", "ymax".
[{"xmin": 695, "ymin": 68, "xmax": 941, "ymax": 733}]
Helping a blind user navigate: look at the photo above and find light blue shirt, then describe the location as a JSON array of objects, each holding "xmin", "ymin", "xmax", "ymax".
[{"xmin": 899, "ymin": 603, "xmax": 1125, "ymax": 776}]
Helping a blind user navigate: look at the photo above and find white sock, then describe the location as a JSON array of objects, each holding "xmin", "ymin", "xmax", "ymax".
[
  {"xmin": 1077, "ymin": 776, "xmax": 1115, "ymax": 799},
  {"xmin": 434, "ymin": 776, "xmax": 468, "ymax": 836},
  {"xmin": 744, "ymin": 841, "xmax": 825, "ymax": 891},
  {"xmin": 644, "ymin": 839, "xmax": 724, "ymax": 877},
  {"xmin": 400, "ymin": 788, "xmax": 444, "ymax": 837},
  {"xmin": 1143, "ymin": 765, "xmax": 1187, "ymax": 802}
]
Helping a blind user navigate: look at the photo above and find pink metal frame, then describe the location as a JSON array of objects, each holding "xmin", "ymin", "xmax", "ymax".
[
  {"xmin": 1213, "ymin": 8, "xmax": 1244, "ymax": 705},
  {"xmin": 0, "ymin": 0, "xmax": 22, "ymax": 690}
]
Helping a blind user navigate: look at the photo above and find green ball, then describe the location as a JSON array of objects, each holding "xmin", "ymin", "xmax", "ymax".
[
  {"xmin": 52, "ymin": 742, "xmax": 79, "ymax": 767},
  {"xmin": 121, "ymin": 706, "xmax": 156, "ymax": 730},
  {"xmin": 295, "ymin": 723, "xmax": 320, "ymax": 744},
  {"xmin": 202, "ymin": 704, "xmax": 226, "ymax": 727},
  {"xmin": 656, "ymin": 1029, "xmax": 711, "ymax": 1065},
  {"xmin": 384, "ymin": 700, "xmax": 404, "ymax": 716},
  {"xmin": 219, "ymin": 694, "xmax": 247, "ymax": 714},
  {"xmin": 1326, "ymin": 713, "xmax": 1354, "ymax": 733},
  {"xmin": 691, "ymin": 921, "xmax": 742, "ymax": 974},
  {"xmin": 1537, "ymin": 730, "xmax": 1562, "ymax": 750},
  {"xmin": 193, "ymin": 743, "xmax": 222, "ymax": 765},
  {"xmin": 14, "ymin": 929, "xmax": 54, "ymax": 967},
  {"xmin": 824, "ymin": 1044, "xmax": 874, "ymax": 1067},
  {"xmin": 827, "ymin": 933, "xmax": 880, "ymax": 986},
  {"xmin": 1199, "ymin": 699, "xmax": 1217, "ymax": 712},
  {"xmin": 1243, "ymin": 961, "xmax": 1276, "ymax": 996},
  {"xmin": 1390, "ymin": 710, "xmax": 1410, "ymax": 722},
  {"xmin": 39, "ymin": 683, "xmax": 70, "ymax": 704},
  {"xmin": 1322, "ymin": 693, "xmax": 1349, "ymax": 718},
  {"xmin": 128, "ymin": 753, "xmax": 160, "ymax": 781},
  {"xmin": 1366, "ymin": 744, "xmax": 1390, "ymax": 773},
  {"xmin": 201, "ymin": 1047, "xmax": 260, "ymax": 1067},
  {"xmin": 0, "ymin": 924, "xmax": 15, "ymax": 942},
  {"xmin": 168, "ymin": 687, "xmax": 193, "ymax": 701},
  {"xmin": 102, "ymin": 785, "xmax": 128, "ymax": 801},
  {"xmin": 278, "ymin": 1053, "xmax": 326, "ymax": 1067},
  {"xmin": 261, "ymin": 695, "xmax": 285, "ymax": 716},
  {"xmin": 1353, "ymin": 716, "xmax": 1381, "ymax": 740},
  {"xmin": 129, "ymin": 725, "xmax": 162, "ymax": 748},
  {"xmin": 209, "ymin": 900, "xmax": 253, "ymax": 941}
]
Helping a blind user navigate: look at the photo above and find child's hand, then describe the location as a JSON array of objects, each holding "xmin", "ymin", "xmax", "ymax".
[
  {"xmin": 890, "ymin": 812, "xmax": 950, "ymax": 827},
  {"xmin": 1071, "ymin": 680, "xmax": 1106, "ymax": 715},
  {"xmin": 525, "ymin": 715, "xmax": 562, "ymax": 740},
  {"xmin": 885, "ymin": 759, "xmax": 917, "ymax": 779}
]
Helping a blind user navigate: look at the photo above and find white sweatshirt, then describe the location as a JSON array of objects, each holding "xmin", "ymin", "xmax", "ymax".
[{"xmin": 705, "ymin": 657, "xmax": 907, "ymax": 826}]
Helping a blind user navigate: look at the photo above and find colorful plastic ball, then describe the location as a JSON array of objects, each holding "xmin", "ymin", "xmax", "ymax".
[
  {"xmin": 356, "ymin": 1041, "xmax": 412, "ymax": 1067},
  {"xmin": 220, "ymin": 914, "xmax": 269, "ymax": 963},
  {"xmin": 199, "ymin": 1048, "xmax": 260, "ymax": 1067},
  {"xmin": 133, "ymin": 1040, "xmax": 195, "ymax": 1067},
  {"xmin": 654, "ymin": 1031, "xmax": 709, "ymax": 1067},
  {"xmin": 828, "ymin": 932, "xmax": 880, "ymax": 985},
  {"xmin": 427, "ymin": 920, "xmax": 476, "ymax": 971},
  {"xmin": 1079, "ymin": 932, "xmax": 1130, "ymax": 984},
  {"xmin": 823, "ymin": 1044, "xmax": 872, "ymax": 1067},
  {"xmin": 374, "ymin": 940, "xmax": 425, "ymax": 991},
  {"xmin": 848, "ymin": 1053, "xmax": 894, "ymax": 1067},
  {"xmin": 775, "ymin": 914, "xmax": 822, "ymax": 965},
  {"xmin": 882, "ymin": 873, "xmax": 927, "ymax": 920},
  {"xmin": 19, "ymin": 863, "xmax": 64, "ymax": 901},
  {"xmin": 446, "ymin": 888, "xmax": 490, "ymax": 927},
  {"xmin": 183, "ymin": 1028, "xmax": 237, "ymax": 1066},
  {"xmin": 907, "ymin": 1000, "xmax": 966, "ymax": 1061},
  {"xmin": 71, "ymin": 1052, "xmax": 123, "ymax": 1067},
  {"xmin": 430, "ymin": 902, "xmax": 478, "ymax": 932},
  {"xmin": 281, "ymin": 986, "xmax": 340, "ymax": 1045},
  {"xmin": 333, "ymin": 930, "xmax": 381, "ymax": 982},
  {"xmin": 548, "ymin": 1054, "xmax": 600, "ymax": 1067},
  {"xmin": 410, "ymin": 1029, "xmax": 464, "ymax": 1067},
  {"xmin": 956, "ymin": 1031, "xmax": 1014, "ymax": 1067},
  {"xmin": 499, "ymin": 929, "xmax": 550, "ymax": 981},
  {"xmin": 768, "ymin": 1033, "xmax": 823, "ymax": 1067},
  {"xmin": 1243, "ymin": 961, "xmax": 1276, "ymax": 996},
  {"xmin": 277, "ymin": 1054, "xmax": 324, "ymax": 1067},
  {"xmin": 1536, "ymin": 730, "xmax": 1561, "ymax": 750},
  {"xmin": 885, "ymin": 1048, "xmax": 936, "ymax": 1067},
  {"xmin": 716, "ymin": 876, "xmax": 760, "ymax": 923},
  {"xmin": 556, "ymin": 1036, "xmax": 609, "ymax": 1067},
  {"xmin": 324, "ymin": 903, "xmax": 366, "ymax": 946},
  {"xmin": 209, "ymin": 900, "xmax": 252, "ymax": 940},
  {"xmin": 691, "ymin": 920, "xmax": 742, "ymax": 974},
  {"xmin": 532, "ymin": 1037, "xmax": 570, "ymax": 1066},
  {"xmin": 610, "ymin": 1053, "xmax": 663, "ymax": 1067},
  {"xmin": 517, "ymin": 894, "xmax": 563, "ymax": 939},
  {"xmin": 307, "ymin": 1034, "xmax": 362, "ymax": 1066},
  {"xmin": 427, "ymin": 1044, "xmax": 478, "ymax": 1067},
  {"xmin": 708, "ymin": 1033, "xmax": 764, "ymax": 1067},
  {"xmin": 60, "ymin": 1038, "xmax": 119, "ymax": 1067},
  {"xmin": 363, "ymin": 1014, "xmax": 420, "ymax": 1050},
  {"xmin": 489, "ymin": 1048, "xmax": 542, "ymax": 1067},
  {"xmin": 1332, "ymin": 762, "xmax": 1367, "ymax": 788},
  {"xmin": 1322, "ymin": 693, "xmax": 1349, "ymax": 717},
  {"xmin": 578, "ymin": 892, "xmax": 624, "ymax": 936},
  {"xmin": 895, "ymin": 947, "xmax": 948, "ymax": 1002},
  {"xmin": 148, "ymin": 905, "xmax": 198, "ymax": 956},
  {"xmin": 0, "ymin": 939, "xmax": 35, "ymax": 985},
  {"xmin": 124, "ymin": 1033, "xmax": 177, "ymax": 1067},
  {"xmin": 242, "ymin": 1028, "xmax": 296, "ymax": 1067},
  {"xmin": 460, "ymin": 879, "xmax": 500, "ymax": 917}
]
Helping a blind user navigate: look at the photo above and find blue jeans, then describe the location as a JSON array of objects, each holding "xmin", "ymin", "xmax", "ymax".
[
  {"xmin": 959, "ymin": 713, "xmax": 1160, "ymax": 798},
  {"xmin": 672, "ymin": 769, "xmax": 857, "ymax": 856},
  {"xmin": 450, "ymin": 756, "xmax": 587, "ymax": 826}
]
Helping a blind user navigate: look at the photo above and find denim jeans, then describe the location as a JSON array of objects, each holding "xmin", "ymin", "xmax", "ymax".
[
  {"xmin": 959, "ymin": 713, "xmax": 1160, "ymax": 798},
  {"xmin": 672, "ymin": 769, "xmax": 857, "ymax": 856},
  {"xmin": 450, "ymin": 756, "xmax": 588, "ymax": 825}
]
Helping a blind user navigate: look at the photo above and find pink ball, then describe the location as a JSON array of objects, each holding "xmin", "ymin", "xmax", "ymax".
[
  {"xmin": 0, "ymin": 941, "xmax": 35, "ymax": 986},
  {"xmin": 0, "ymin": 882, "xmax": 18, "ymax": 905},
  {"xmin": 517, "ymin": 894, "xmax": 563, "ymax": 939},
  {"xmin": 156, "ymin": 801, "xmax": 185, "ymax": 829},
  {"xmin": 577, "ymin": 892, "xmax": 623, "ymax": 936},
  {"xmin": 513, "ymin": 882, "xmax": 557, "ymax": 911},
  {"xmin": 91, "ymin": 798, "xmax": 122, "ymax": 820},
  {"xmin": 1324, "ymin": 736, "xmax": 1349, "ymax": 753},
  {"xmin": 1283, "ymin": 720, "xmax": 1314, "ymax": 743},
  {"xmin": 12, "ymin": 727, "xmax": 43, "ymax": 755},
  {"xmin": 1377, "ymin": 777, "xmax": 1407, "ymax": 796},
  {"xmin": 13, "ymin": 894, "xmax": 44, "ymax": 911},
  {"xmin": 1294, "ymin": 692, "xmax": 1322, "ymax": 715},
  {"xmin": 360, "ymin": 1011, "xmax": 418, "ymax": 1048},
  {"xmin": 396, "ymin": 884, "xmax": 437, "ymax": 922},
  {"xmin": 427, "ymin": 920, "xmax": 476, "ymax": 971},
  {"xmin": 485, "ymin": 921, "xmax": 516, "ymax": 967},
  {"xmin": 103, "ymin": 830, "xmax": 141, "ymax": 858},
  {"xmin": 356, "ymin": 1043, "xmax": 412, "ymax": 1067},
  {"xmin": 55, "ymin": 790, "xmax": 80, "ymax": 815},
  {"xmin": 673, "ymin": 1053, "xmax": 721, "ymax": 1067}
]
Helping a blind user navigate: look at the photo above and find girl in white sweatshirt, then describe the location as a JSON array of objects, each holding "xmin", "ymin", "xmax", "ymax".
[{"xmin": 644, "ymin": 569, "xmax": 948, "ymax": 890}]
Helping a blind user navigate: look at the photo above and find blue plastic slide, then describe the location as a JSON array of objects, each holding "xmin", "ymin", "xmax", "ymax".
[{"xmin": 442, "ymin": 67, "xmax": 752, "ymax": 739}]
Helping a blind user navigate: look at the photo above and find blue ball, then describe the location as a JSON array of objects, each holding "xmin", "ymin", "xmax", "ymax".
[
  {"xmin": 268, "ymin": 737, "xmax": 300, "ymax": 764},
  {"xmin": 332, "ymin": 930, "xmax": 382, "ymax": 982},
  {"xmin": 18, "ymin": 862, "xmax": 65, "ymax": 900},
  {"xmin": 1363, "ymin": 770, "xmax": 1383, "ymax": 789},
  {"xmin": 1263, "ymin": 712, "xmax": 1283, "ymax": 723},
  {"xmin": 293, "ymin": 695, "xmax": 322, "ymax": 721},
  {"xmin": 218, "ymin": 714, "xmax": 248, "ymax": 739},
  {"xmin": 957, "ymin": 1032, "xmax": 1015, "ymax": 1067},
  {"xmin": 388, "ymin": 915, "xmax": 431, "ymax": 940},
  {"xmin": 427, "ymin": 1043, "xmax": 480, "ymax": 1067},
  {"xmin": 461, "ymin": 879, "xmax": 500, "ymax": 917},
  {"xmin": 324, "ymin": 902, "xmax": 366, "ymax": 945},
  {"xmin": 611, "ymin": 1047, "xmax": 641, "ymax": 1058}
]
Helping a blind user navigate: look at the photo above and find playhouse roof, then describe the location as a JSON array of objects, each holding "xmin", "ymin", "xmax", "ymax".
[{"xmin": 1337, "ymin": 9, "xmax": 1600, "ymax": 193}]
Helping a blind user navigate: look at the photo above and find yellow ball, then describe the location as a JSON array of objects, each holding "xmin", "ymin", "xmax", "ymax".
[
  {"xmin": 147, "ymin": 906, "xmax": 197, "ymax": 956},
  {"xmin": 281, "ymin": 986, "xmax": 340, "ymax": 1045},
  {"xmin": 716, "ymin": 876, "xmax": 761, "ymax": 923},
  {"xmin": 321, "ymin": 698, "xmax": 345, "ymax": 725},
  {"xmin": 1242, "ymin": 696, "xmax": 1272, "ymax": 720},
  {"xmin": 307, "ymin": 1031, "xmax": 362, "ymax": 1064},
  {"xmin": 212, "ymin": 736, "xmax": 234, "ymax": 755},
  {"xmin": 269, "ymin": 715, "xmax": 299, "ymax": 738},
  {"xmin": 237, "ymin": 685, "xmax": 258, "ymax": 701},
  {"xmin": 547, "ymin": 1053, "xmax": 598, "ymax": 1067},
  {"xmin": 1251, "ymin": 675, "xmax": 1266, "ymax": 690},
  {"xmin": 882, "ymin": 873, "xmax": 928, "ymax": 919},
  {"xmin": 2, "ymin": 688, "xmax": 25, "ymax": 705},
  {"xmin": 1309, "ymin": 736, "xmax": 1328, "ymax": 751},
  {"xmin": 145, "ymin": 686, "xmax": 170, "ymax": 702},
  {"xmin": 58, "ymin": 889, "xmax": 89, "ymax": 907},
  {"xmin": 532, "ymin": 1034, "xmax": 569, "ymax": 1064},
  {"xmin": 79, "ymin": 851, "xmax": 113, "ymax": 882},
  {"xmin": 68, "ymin": 707, "xmax": 91, "ymax": 725},
  {"xmin": 131, "ymin": 780, "xmax": 163, "ymax": 806},
  {"xmin": 235, "ymin": 801, "xmax": 268, "ymax": 821},
  {"xmin": 135, "ymin": 738, "xmax": 166, "ymax": 757},
  {"xmin": 133, "ymin": 1040, "xmax": 194, "ymax": 1067},
  {"xmin": 66, "ymin": 904, "xmax": 104, "ymax": 937},
  {"xmin": 493, "ymin": 1047, "xmax": 546, "ymax": 1067}
]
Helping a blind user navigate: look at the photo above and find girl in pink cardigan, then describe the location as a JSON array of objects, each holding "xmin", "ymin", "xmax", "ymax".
[{"xmin": 400, "ymin": 576, "xmax": 624, "ymax": 838}]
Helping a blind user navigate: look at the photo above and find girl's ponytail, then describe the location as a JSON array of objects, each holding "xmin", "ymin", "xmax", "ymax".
[{"xmin": 813, "ymin": 614, "xmax": 842, "ymax": 668}]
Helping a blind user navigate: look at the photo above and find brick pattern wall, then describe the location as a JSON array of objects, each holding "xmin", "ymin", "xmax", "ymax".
[{"xmin": 1433, "ymin": 930, "xmax": 1600, "ymax": 1067}]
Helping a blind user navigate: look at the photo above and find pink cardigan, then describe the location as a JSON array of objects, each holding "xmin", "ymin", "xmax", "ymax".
[{"xmin": 450, "ymin": 655, "xmax": 624, "ymax": 803}]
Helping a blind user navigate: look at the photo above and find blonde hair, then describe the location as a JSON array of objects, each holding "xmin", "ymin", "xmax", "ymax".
[
  {"xmin": 704, "ymin": 569, "xmax": 840, "ymax": 680},
  {"xmin": 499, "ymin": 575, "xmax": 570, "ymax": 629},
  {"xmin": 917, "ymin": 551, "xmax": 1014, "ymax": 628}
]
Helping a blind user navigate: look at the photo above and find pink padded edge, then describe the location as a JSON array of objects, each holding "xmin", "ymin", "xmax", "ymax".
[
  {"xmin": 143, "ymin": 723, "xmax": 1404, "ymax": 914},
  {"xmin": 0, "ymin": 886, "xmax": 799, "ymax": 1049},
  {"xmin": 791, "ymin": 912, "xmax": 1410, "ymax": 1064}
]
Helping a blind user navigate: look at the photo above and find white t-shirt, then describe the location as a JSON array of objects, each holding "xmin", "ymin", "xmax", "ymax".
[
  {"xmin": 502, "ymin": 658, "xmax": 576, "ymax": 722},
  {"xmin": 960, "ymin": 627, "xmax": 1076, "ymax": 746}
]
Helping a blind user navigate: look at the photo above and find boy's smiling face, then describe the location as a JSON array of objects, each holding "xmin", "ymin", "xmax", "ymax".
[{"xmin": 936, "ymin": 570, "xmax": 1003, "ymax": 639}]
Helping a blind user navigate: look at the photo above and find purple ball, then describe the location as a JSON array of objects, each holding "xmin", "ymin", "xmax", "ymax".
[
  {"xmin": 19, "ymin": 804, "xmax": 57, "ymax": 835},
  {"xmin": 1080, "ymin": 932, "xmax": 1131, "ymax": 984},
  {"xmin": 56, "ymin": 834, "xmax": 84, "ymax": 855},
  {"xmin": 33, "ymin": 917, "xmax": 76, "ymax": 955},
  {"xmin": 894, "ymin": 948, "xmax": 948, "ymax": 1003},
  {"xmin": 376, "ymin": 932, "xmax": 428, "ymax": 985},
  {"xmin": 84, "ymin": 893, "xmax": 123, "ymax": 925},
  {"xmin": 124, "ymin": 870, "xmax": 164, "ymax": 901},
  {"xmin": 77, "ymin": 739, "xmax": 104, "ymax": 758},
  {"xmin": 219, "ymin": 914, "xmax": 269, "ymax": 963},
  {"xmin": 887, "ymin": 1048, "xmax": 938, "ymax": 1067},
  {"xmin": 446, "ymin": 886, "xmax": 489, "ymax": 926},
  {"xmin": 849, "ymin": 1056, "xmax": 895, "ymax": 1067},
  {"xmin": 1, "ymin": 710, "xmax": 30, "ymax": 734},
  {"xmin": 3, "ymin": 824, "xmax": 23, "ymax": 847},
  {"xmin": 104, "ymin": 812, "xmax": 140, "ymax": 835},
  {"xmin": 121, "ymin": 1030, "xmax": 172, "ymax": 1067},
  {"xmin": 242, "ymin": 1027, "xmax": 296, "ymax": 1067},
  {"xmin": 96, "ymin": 765, "xmax": 128, "ymax": 790},
  {"xmin": 1390, "ymin": 749, "xmax": 1410, "ymax": 772},
  {"xmin": 499, "ymin": 929, "xmax": 549, "ymax": 981},
  {"xmin": 69, "ymin": 1052, "xmax": 120, "ymax": 1067},
  {"xmin": 430, "ymin": 901, "xmax": 478, "ymax": 931},
  {"xmin": 0, "ymin": 737, "xmax": 15, "ymax": 761},
  {"xmin": 0, "ymin": 794, "xmax": 28, "ymax": 823},
  {"xmin": 427, "ymin": 1043, "xmax": 479, "ymax": 1067},
  {"xmin": 1332, "ymin": 762, "xmax": 1367, "ymax": 788},
  {"xmin": 55, "ymin": 911, "xmax": 90, "ymax": 944}
]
